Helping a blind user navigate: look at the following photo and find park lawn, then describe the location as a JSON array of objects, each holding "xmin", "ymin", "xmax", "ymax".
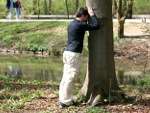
[
  {"xmin": 0, "ymin": 75, "xmax": 149, "ymax": 112},
  {"xmin": 0, "ymin": 22, "xmax": 69, "ymax": 54}
]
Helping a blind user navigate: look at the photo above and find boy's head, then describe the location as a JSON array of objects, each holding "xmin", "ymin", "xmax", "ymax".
[{"xmin": 76, "ymin": 7, "xmax": 89, "ymax": 22}]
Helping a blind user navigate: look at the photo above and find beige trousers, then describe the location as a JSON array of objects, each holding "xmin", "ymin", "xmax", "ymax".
[{"xmin": 59, "ymin": 51, "xmax": 81, "ymax": 105}]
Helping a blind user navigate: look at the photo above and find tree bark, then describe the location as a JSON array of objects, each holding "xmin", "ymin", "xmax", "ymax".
[
  {"xmin": 49, "ymin": 0, "xmax": 52, "ymax": 14},
  {"xmin": 65, "ymin": 0, "xmax": 69, "ymax": 19},
  {"xmin": 32, "ymin": 0, "xmax": 37, "ymax": 14},
  {"xmin": 37, "ymin": 0, "xmax": 40, "ymax": 19},
  {"xmin": 43, "ymin": 0, "xmax": 48, "ymax": 14},
  {"xmin": 118, "ymin": 20, "xmax": 124, "ymax": 38},
  {"xmin": 75, "ymin": 0, "xmax": 79, "ymax": 10},
  {"xmin": 117, "ymin": 0, "xmax": 132, "ymax": 38},
  {"xmin": 126, "ymin": 0, "xmax": 133, "ymax": 19},
  {"xmin": 112, "ymin": 1, "xmax": 117, "ymax": 17},
  {"xmin": 79, "ymin": 0, "xmax": 125, "ymax": 106}
]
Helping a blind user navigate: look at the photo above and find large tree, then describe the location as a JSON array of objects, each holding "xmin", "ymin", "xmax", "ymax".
[{"xmin": 79, "ymin": 0, "xmax": 126, "ymax": 106}]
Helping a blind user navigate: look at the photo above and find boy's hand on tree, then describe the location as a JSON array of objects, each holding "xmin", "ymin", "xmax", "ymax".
[{"xmin": 88, "ymin": 7, "xmax": 94, "ymax": 16}]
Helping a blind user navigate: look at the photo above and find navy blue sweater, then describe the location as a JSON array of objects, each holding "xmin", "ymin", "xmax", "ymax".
[
  {"xmin": 6, "ymin": 0, "xmax": 15, "ymax": 9},
  {"xmin": 65, "ymin": 15, "xmax": 100, "ymax": 53}
]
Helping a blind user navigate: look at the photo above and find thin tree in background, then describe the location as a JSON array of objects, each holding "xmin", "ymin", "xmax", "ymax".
[
  {"xmin": 65, "ymin": 0, "xmax": 69, "ymax": 19},
  {"xmin": 32, "ymin": 0, "xmax": 37, "ymax": 14},
  {"xmin": 117, "ymin": 0, "xmax": 132, "ymax": 38},
  {"xmin": 125, "ymin": 0, "xmax": 133, "ymax": 19},
  {"xmin": 75, "ymin": 0, "xmax": 79, "ymax": 10},
  {"xmin": 112, "ymin": 0, "xmax": 117, "ymax": 17},
  {"xmin": 43, "ymin": 0, "xmax": 48, "ymax": 14},
  {"xmin": 49, "ymin": 0, "xmax": 52, "ymax": 14},
  {"xmin": 37, "ymin": 0, "xmax": 40, "ymax": 19}
]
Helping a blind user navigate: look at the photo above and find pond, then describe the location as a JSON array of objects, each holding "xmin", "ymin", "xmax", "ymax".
[{"xmin": 0, "ymin": 54, "xmax": 149, "ymax": 84}]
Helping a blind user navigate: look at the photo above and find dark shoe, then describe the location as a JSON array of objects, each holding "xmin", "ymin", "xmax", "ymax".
[
  {"xmin": 59, "ymin": 101, "xmax": 79, "ymax": 109},
  {"xmin": 59, "ymin": 102, "xmax": 68, "ymax": 109},
  {"xmin": 71, "ymin": 101, "xmax": 79, "ymax": 106}
]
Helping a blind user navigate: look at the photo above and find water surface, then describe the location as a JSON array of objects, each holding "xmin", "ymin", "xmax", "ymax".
[{"xmin": 0, "ymin": 54, "xmax": 149, "ymax": 84}]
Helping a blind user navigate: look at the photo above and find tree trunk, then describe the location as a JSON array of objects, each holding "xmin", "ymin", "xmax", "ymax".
[
  {"xmin": 65, "ymin": 0, "xmax": 69, "ymax": 19},
  {"xmin": 117, "ymin": 0, "xmax": 132, "ymax": 38},
  {"xmin": 79, "ymin": 0, "xmax": 125, "ymax": 106},
  {"xmin": 75, "ymin": 0, "xmax": 79, "ymax": 10},
  {"xmin": 118, "ymin": 20, "xmax": 124, "ymax": 38},
  {"xmin": 37, "ymin": 0, "xmax": 40, "ymax": 19},
  {"xmin": 32, "ymin": 0, "xmax": 37, "ymax": 14},
  {"xmin": 49, "ymin": 0, "xmax": 52, "ymax": 14},
  {"xmin": 112, "ymin": 1, "xmax": 117, "ymax": 17},
  {"xmin": 126, "ymin": 0, "xmax": 133, "ymax": 19},
  {"xmin": 43, "ymin": 0, "xmax": 47, "ymax": 14}
]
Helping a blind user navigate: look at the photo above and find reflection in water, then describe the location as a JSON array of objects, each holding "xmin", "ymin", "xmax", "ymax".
[
  {"xmin": 8, "ymin": 66, "xmax": 22, "ymax": 78},
  {"xmin": 0, "ymin": 55, "xmax": 149, "ymax": 84},
  {"xmin": 117, "ymin": 70, "xmax": 142, "ymax": 85},
  {"xmin": 0, "ymin": 55, "xmax": 66, "ymax": 82}
]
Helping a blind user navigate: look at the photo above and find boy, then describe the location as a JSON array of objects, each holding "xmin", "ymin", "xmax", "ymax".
[{"xmin": 59, "ymin": 7, "xmax": 100, "ymax": 109}]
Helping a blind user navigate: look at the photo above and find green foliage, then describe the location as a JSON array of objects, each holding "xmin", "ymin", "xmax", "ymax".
[
  {"xmin": 130, "ymin": 75, "xmax": 150, "ymax": 87},
  {"xmin": 84, "ymin": 107, "xmax": 110, "ymax": 113},
  {"xmin": 0, "ymin": 100, "xmax": 25, "ymax": 110},
  {"xmin": 0, "ymin": 0, "xmax": 7, "ymax": 18},
  {"xmin": 137, "ymin": 76, "xmax": 150, "ymax": 87},
  {"xmin": 26, "ymin": 45, "xmax": 47, "ymax": 52},
  {"xmin": 0, "ymin": 75, "xmax": 49, "ymax": 111},
  {"xmin": 61, "ymin": 46, "xmax": 66, "ymax": 54},
  {"xmin": 104, "ymin": 96, "xmax": 118, "ymax": 103},
  {"xmin": 50, "ymin": 49, "xmax": 60, "ymax": 55},
  {"xmin": 133, "ymin": 0, "xmax": 150, "ymax": 14},
  {"xmin": 82, "ymin": 47, "xmax": 89, "ymax": 56}
]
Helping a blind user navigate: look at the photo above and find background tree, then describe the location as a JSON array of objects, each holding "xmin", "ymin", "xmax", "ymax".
[
  {"xmin": 112, "ymin": 0, "xmax": 117, "ymax": 18},
  {"xmin": 125, "ymin": 0, "xmax": 133, "ymax": 19},
  {"xmin": 79, "ymin": 0, "xmax": 126, "ymax": 106},
  {"xmin": 43, "ymin": 0, "xmax": 48, "ymax": 14},
  {"xmin": 32, "ymin": 0, "xmax": 37, "ymax": 14},
  {"xmin": 117, "ymin": 0, "xmax": 132, "ymax": 38},
  {"xmin": 65, "ymin": 0, "xmax": 69, "ymax": 19},
  {"xmin": 37, "ymin": 0, "xmax": 40, "ymax": 18},
  {"xmin": 75, "ymin": 0, "xmax": 79, "ymax": 10},
  {"xmin": 48, "ymin": 0, "xmax": 52, "ymax": 14}
]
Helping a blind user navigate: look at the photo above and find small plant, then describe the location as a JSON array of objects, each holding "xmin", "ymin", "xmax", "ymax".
[
  {"xmin": 84, "ymin": 107, "xmax": 109, "ymax": 113},
  {"xmin": 54, "ymin": 91, "xmax": 59, "ymax": 97},
  {"xmin": 82, "ymin": 47, "xmax": 89, "ymax": 56},
  {"xmin": 3, "ymin": 84, "xmax": 15, "ymax": 91},
  {"xmin": 37, "ymin": 91, "xmax": 42, "ymax": 99},
  {"xmin": 104, "ymin": 96, "xmax": 118, "ymax": 103},
  {"xmin": 10, "ymin": 101, "xmax": 25, "ymax": 109},
  {"xmin": 137, "ymin": 76, "xmax": 150, "ymax": 87},
  {"xmin": 51, "ymin": 49, "xmax": 60, "ymax": 55},
  {"xmin": 61, "ymin": 46, "xmax": 66, "ymax": 54}
]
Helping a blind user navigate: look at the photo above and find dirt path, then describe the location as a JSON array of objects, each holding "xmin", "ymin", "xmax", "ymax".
[{"xmin": 114, "ymin": 22, "xmax": 150, "ymax": 59}]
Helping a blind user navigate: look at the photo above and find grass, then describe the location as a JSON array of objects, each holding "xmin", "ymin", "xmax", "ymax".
[
  {"xmin": 0, "ymin": 75, "xmax": 57, "ymax": 111},
  {"xmin": 0, "ymin": 22, "xmax": 68, "ymax": 54},
  {"xmin": 0, "ymin": 75, "xmax": 149, "ymax": 112}
]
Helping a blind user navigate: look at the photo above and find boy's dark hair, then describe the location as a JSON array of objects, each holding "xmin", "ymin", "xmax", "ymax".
[{"xmin": 76, "ymin": 7, "xmax": 89, "ymax": 17}]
